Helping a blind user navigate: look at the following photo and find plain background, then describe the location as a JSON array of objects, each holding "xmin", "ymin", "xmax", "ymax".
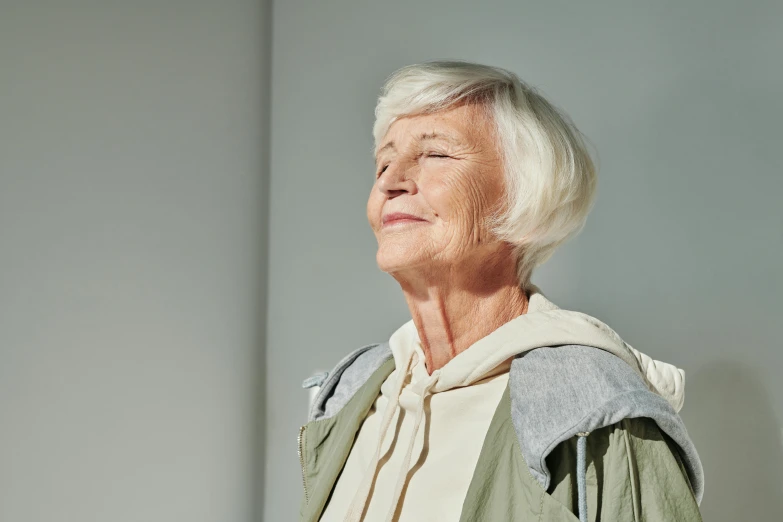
[
  {"xmin": 1, "ymin": 1, "xmax": 270, "ymax": 521},
  {"xmin": 1, "ymin": 1, "xmax": 781, "ymax": 522}
]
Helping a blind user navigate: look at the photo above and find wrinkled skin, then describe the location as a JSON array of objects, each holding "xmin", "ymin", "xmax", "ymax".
[{"xmin": 367, "ymin": 102, "xmax": 528, "ymax": 372}]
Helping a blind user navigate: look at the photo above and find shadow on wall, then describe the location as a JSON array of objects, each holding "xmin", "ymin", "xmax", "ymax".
[{"xmin": 685, "ymin": 361, "xmax": 783, "ymax": 521}]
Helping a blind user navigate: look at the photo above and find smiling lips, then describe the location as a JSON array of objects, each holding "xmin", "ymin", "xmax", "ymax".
[{"xmin": 382, "ymin": 212, "xmax": 428, "ymax": 226}]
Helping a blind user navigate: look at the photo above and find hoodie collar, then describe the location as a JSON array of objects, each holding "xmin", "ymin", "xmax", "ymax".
[{"xmin": 386, "ymin": 284, "xmax": 685, "ymax": 411}]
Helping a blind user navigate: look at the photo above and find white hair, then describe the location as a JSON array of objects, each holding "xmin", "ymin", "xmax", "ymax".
[{"xmin": 373, "ymin": 60, "xmax": 598, "ymax": 288}]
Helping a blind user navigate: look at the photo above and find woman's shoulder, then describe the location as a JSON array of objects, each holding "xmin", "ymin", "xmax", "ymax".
[
  {"xmin": 509, "ymin": 344, "xmax": 704, "ymax": 505},
  {"xmin": 303, "ymin": 342, "xmax": 392, "ymax": 422},
  {"xmin": 546, "ymin": 417, "xmax": 703, "ymax": 521}
]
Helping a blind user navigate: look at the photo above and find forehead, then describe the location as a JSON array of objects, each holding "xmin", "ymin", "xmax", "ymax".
[{"xmin": 376, "ymin": 103, "xmax": 491, "ymax": 157}]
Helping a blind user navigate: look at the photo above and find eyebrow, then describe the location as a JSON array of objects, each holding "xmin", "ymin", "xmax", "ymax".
[{"xmin": 375, "ymin": 131, "xmax": 462, "ymax": 161}]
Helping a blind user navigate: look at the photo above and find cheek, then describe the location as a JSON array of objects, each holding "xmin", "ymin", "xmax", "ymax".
[
  {"xmin": 424, "ymin": 182, "xmax": 451, "ymax": 218},
  {"xmin": 425, "ymin": 169, "xmax": 483, "ymax": 224},
  {"xmin": 424, "ymin": 168, "xmax": 505, "ymax": 249}
]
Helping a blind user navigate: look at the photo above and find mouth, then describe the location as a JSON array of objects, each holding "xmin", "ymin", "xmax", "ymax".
[{"xmin": 382, "ymin": 212, "xmax": 428, "ymax": 227}]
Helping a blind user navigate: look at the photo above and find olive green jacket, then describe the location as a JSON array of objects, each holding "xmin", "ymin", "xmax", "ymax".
[{"xmin": 298, "ymin": 344, "xmax": 704, "ymax": 521}]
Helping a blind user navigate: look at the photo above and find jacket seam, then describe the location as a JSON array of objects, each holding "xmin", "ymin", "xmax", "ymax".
[
  {"xmin": 537, "ymin": 489, "xmax": 545, "ymax": 522},
  {"xmin": 620, "ymin": 419, "xmax": 641, "ymax": 522}
]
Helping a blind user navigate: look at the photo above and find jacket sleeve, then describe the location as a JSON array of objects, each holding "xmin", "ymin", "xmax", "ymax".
[{"xmin": 545, "ymin": 416, "xmax": 703, "ymax": 522}]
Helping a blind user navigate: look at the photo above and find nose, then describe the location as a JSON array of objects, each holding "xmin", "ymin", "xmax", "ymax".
[{"xmin": 377, "ymin": 161, "xmax": 417, "ymax": 198}]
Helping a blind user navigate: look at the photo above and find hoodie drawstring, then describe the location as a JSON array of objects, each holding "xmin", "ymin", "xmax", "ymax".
[
  {"xmin": 384, "ymin": 370, "xmax": 440, "ymax": 522},
  {"xmin": 344, "ymin": 350, "xmax": 415, "ymax": 522},
  {"xmin": 576, "ymin": 431, "xmax": 590, "ymax": 522}
]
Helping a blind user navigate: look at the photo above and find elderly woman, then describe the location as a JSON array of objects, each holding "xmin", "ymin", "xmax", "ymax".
[{"xmin": 298, "ymin": 61, "xmax": 703, "ymax": 522}]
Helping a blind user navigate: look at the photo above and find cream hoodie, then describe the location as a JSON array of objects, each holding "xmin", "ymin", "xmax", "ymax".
[{"xmin": 319, "ymin": 285, "xmax": 685, "ymax": 522}]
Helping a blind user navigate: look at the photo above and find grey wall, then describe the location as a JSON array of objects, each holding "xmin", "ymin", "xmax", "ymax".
[
  {"xmin": 0, "ymin": 2, "xmax": 270, "ymax": 521},
  {"xmin": 267, "ymin": 1, "xmax": 783, "ymax": 521}
]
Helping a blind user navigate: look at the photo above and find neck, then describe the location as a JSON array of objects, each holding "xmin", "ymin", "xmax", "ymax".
[{"xmin": 392, "ymin": 253, "xmax": 529, "ymax": 373}]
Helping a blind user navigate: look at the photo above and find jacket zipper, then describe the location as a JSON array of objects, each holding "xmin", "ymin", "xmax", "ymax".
[{"xmin": 298, "ymin": 424, "xmax": 309, "ymax": 503}]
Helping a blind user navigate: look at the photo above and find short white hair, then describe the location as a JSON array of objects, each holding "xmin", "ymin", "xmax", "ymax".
[{"xmin": 373, "ymin": 61, "xmax": 598, "ymax": 288}]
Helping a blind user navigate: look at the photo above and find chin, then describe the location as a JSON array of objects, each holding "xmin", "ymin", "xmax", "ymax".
[{"xmin": 376, "ymin": 250, "xmax": 424, "ymax": 274}]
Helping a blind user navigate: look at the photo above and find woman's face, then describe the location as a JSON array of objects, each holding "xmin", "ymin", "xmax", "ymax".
[{"xmin": 367, "ymin": 102, "xmax": 509, "ymax": 277}]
